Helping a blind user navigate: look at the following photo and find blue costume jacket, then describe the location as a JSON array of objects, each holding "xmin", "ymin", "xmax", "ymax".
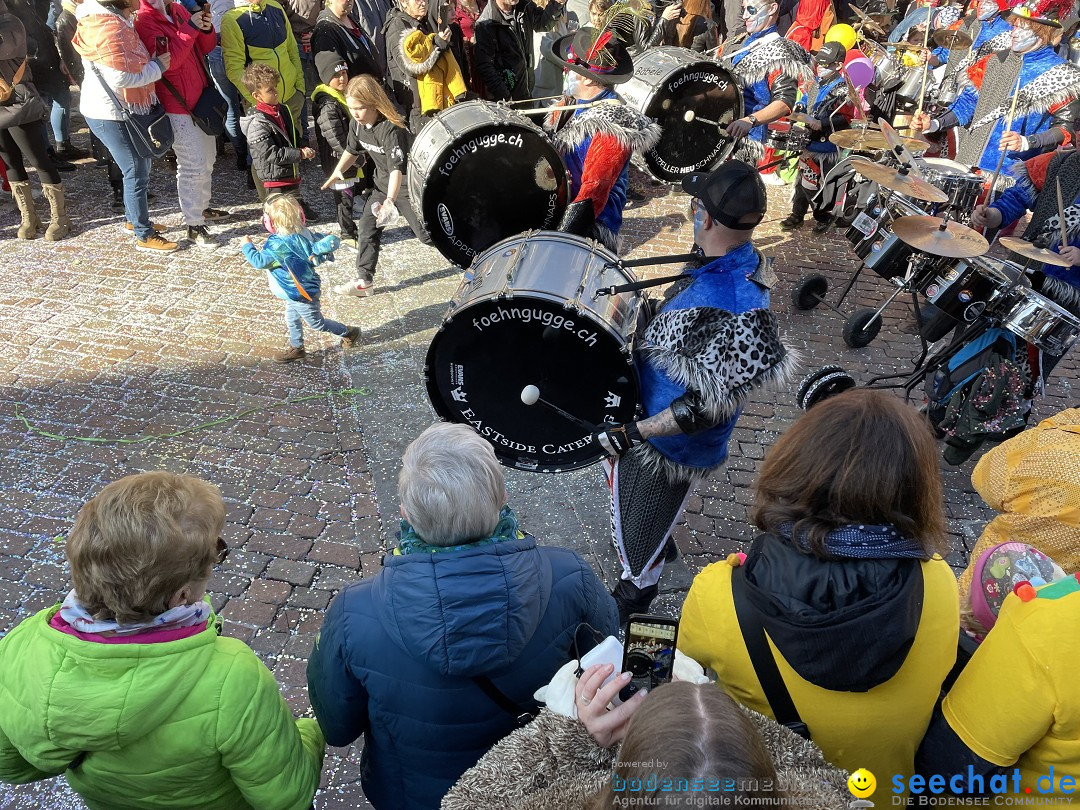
[
  {"xmin": 242, "ymin": 231, "xmax": 340, "ymax": 301},
  {"xmin": 732, "ymin": 26, "xmax": 779, "ymax": 144},
  {"xmin": 562, "ymin": 88, "xmax": 630, "ymax": 239},
  {"xmin": 636, "ymin": 243, "xmax": 771, "ymax": 469},
  {"xmin": 806, "ymin": 75, "xmax": 845, "ymax": 155}
]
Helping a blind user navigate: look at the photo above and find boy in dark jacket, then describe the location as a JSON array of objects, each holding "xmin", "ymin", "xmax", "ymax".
[
  {"xmin": 239, "ymin": 62, "xmax": 320, "ymax": 219},
  {"xmin": 312, "ymin": 52, "xmax": 362, "ymax": 242}
]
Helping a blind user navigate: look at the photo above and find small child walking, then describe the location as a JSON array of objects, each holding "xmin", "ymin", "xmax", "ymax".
[{"xmin": 241, "ymin": 194, "xmax": 362, "ymax": 363}]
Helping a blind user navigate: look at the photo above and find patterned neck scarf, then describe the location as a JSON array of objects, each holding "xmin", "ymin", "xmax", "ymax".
[
  {"xmin": 780, "ymin": 522, "xmax": 929, "ymax": 560},
  {"xmin": 398, "ymin": 505, "xmax": 524, "ymax": 554},
  {"xmin": 57, "ymin": 589, "xmax": 211, "ymax": 636}
]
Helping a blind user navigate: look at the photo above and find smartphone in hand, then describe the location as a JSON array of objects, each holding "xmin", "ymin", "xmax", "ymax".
[
  {"xmin": 620, "ymin": 614, "xmax": 679, "ymax": 703},
  {"xmin": 155, "ymin": 35, "xmax": 169, "ymax": 55}
]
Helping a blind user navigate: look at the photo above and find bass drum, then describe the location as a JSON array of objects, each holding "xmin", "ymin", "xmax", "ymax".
[
  {"xmin": 408, "ymin": 101, "xmax": 570, "ymax": 268},
  {"xmin": 425, "ymin": 231, "xmax": 644, "ymax": 473},
  {"xmin": 619, "ymin": 47, "xmax": 742, "ymax": 182}
]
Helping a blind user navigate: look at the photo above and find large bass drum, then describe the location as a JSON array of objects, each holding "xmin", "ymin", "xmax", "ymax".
[
  {"xmin": 408, "ymin": 101, "xmax": 570, "ymax": 268},
  {"xmin": 619, "ymin": 47, "xmax": 742, "ymax": 182},
  {"xmin": 425, "ymin": 231, "xmax": 644, "ymax": 472}
]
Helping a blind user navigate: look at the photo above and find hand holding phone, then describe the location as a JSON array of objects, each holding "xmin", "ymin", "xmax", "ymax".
[
  {"xmin": 620, "ymin": 614, "xmax": 679, "ymax": 703},
  {"xmin": 155, "ymin": 35, "xmax": 169, "ymax": 56}
]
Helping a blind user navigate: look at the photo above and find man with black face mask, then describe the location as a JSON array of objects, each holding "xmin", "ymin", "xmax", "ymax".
[{"xmin": 780, "ymin": 40, "xmax": 852, "ymax": 233}]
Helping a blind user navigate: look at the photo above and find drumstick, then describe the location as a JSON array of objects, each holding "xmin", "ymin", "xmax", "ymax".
[
  {"xmin": 517, "ymin": 98, "xmax": 624, "ymax": 116},
  {"xmin": 984, "ymin": 64, "xmax": 1024, "ymax": 206},
  {"xmin": 915, "ymin": 10, "xmax": 932, "ymax": 116},
  {"xmin": 683, "ymin": 110, "xmax": 725, "ymax": 128},
  {"xmin": 505, "ymin": 94, "xmax": 566, "ymax": 106},
  {"xmin": 1056, "ymin": 177, "xmax": 1069, "ymax": 249},
  {"xmin": 520, "ymin": 386, "xmax": 596, "ymax": 430}
]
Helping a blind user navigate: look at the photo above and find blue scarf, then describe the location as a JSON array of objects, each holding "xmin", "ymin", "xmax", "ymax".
[
  {"xmin": 780, "ymin": 522, "xmax": 929, "ymax": 560},
  {"xmin": 397, "ymin": 505, "xmax": 523, "ymax": 555}
]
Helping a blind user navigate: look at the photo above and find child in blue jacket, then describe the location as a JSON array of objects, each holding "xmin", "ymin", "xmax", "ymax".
[{"xmin": 241, "ymin": 194, "xmax": 362, "ymax": 363}]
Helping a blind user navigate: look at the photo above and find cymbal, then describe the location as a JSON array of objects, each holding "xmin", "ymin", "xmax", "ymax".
[
  {"xmin": 892, "ymin": 215, "xmax": 990, "ymax": 258},
  {"xmin": 933, "ymin": 28, "xmax": 973, "ymax": 48},
  {"xmin": 830, "ymin": 129, "xmax": 890, "ymax": 150},
  {"xmin": 849, "ymin": 159, "xmax": 950, "ymax": 202},
  {"xmin": 999, "ymin": 236, "xmax": 1074, "ymax": 267},
  {"xmin": 788, "ymin": 112, "xmax": 818, "ymax": 126},
  {"xmin": 852, "ymin": 8, "xmax": 888, "ymax": 37},
  {"xmin": 878, "ymin": 118, "xmax": 922, "ymax": 171},
  {"xmin": 890, "ymin": 41, "xmax": 927, "ymax": 51}
]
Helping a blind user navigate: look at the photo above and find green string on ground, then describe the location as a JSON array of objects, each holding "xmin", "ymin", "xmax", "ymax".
[{"xmin": 13, "ymin": 387, "xmax": 372, "ymax": 446}]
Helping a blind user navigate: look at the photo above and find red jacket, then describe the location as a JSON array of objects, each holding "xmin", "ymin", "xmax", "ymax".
[{"xmin": 134, "ymin": 0, "xmax": 217, "ymax": 115}]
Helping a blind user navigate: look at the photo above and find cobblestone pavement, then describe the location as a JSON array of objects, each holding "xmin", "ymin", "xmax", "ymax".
[{"xmin": 0, "ymin": 134, "xmax": 1075, "ymax": 808}]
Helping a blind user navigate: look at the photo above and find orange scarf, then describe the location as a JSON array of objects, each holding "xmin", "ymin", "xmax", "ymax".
[{"xmin": 73, "ymin": 11, "xmax": 158, "ymax": 112}]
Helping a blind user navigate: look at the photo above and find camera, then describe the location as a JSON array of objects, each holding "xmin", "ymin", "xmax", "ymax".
[{"xmin": 620, "ymin": 614, "xmax": 679, "ymax": 702}]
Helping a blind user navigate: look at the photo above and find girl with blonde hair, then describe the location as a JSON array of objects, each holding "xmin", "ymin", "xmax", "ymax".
[{"xmin": 323, "ymin": 74, "xmax": 432, "ymax": 297}]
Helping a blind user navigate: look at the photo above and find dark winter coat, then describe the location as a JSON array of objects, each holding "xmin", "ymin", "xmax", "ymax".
[
  {"xmin": 382, "ymin": 5, "xmax": 444, "ymax": 129},
  {"xmin": 0, "ymin": 0, "xmax": 46, "ymax": 130},
  {"xmin": 473, "ymin": 0, "xmax": 560, "ymax": 101},
  {"xmin": 307, "ymin": 537, "xmax": 619, "ymax": 810},
  {"xmin": 311, "ymin": 83, "xmax": 350, "ymax": 175},
  {"xmin": 311, "ymin": 7, "xmax": 381, "ymax": 79},
  {"xmin": 240, "ymin": 102, "xmax": 303, "ymax": 185},
  {"xmin": 7, "ymin": 0, "xmax": 64, "ymax": 96},
  {"xmin": 55, "ymin": 6, "xmax": 82, "ymax": 85}
]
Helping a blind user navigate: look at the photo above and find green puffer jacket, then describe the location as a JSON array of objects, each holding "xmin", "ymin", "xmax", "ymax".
[
  {"xmin": 0, "ymin": 606, "xmax": 325, "ymax": 810},
  {"xmin": 222, "ymin": 0, "xmax": 304, "ymax": 106}
]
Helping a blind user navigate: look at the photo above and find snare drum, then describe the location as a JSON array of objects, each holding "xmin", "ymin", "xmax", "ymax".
[
  {"xmin": 765, "ymin": 120, "xmax": 811, "ymax": 154},
  {"xmin": 620, "ymin": 47, "xmax": 742, "ymax": 182},
  {"xmin": 845, "ymin": 191, "xmax": 926, "ymax": 278},
  {"xmin": 408, "ymin": 101, "xmax": 570, "ymax": 268},
  {"xmin": 917, "ymin": 158, "xmax": 982, "ymax": 220},
  {"xmin": 425, "ymin": 231, "xmax": 644, "ymax": 472},
  {"xmin": 998, "ymin": 288, "xmax": 1080, "ymax": 356}
]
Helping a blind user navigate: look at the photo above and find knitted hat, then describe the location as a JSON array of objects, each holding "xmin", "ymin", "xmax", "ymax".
[
  {"xmin": 1006, "ymin": 0, "xmax": 1070, "ymax": 27},
  {"xmin": 315, "ymin": 51, "xmax": 349, "ymax": 85},
  {"xmin": 970, "ymin": 542, "xmax": 1065, "ymax": 633}
]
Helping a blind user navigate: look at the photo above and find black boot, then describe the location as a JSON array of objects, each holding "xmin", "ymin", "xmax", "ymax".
[
  {"xmin": 779, "ymin": 212, "xmax": 804, "ymax": 230},
  {"xmin": 612, "ymin": 579, "xmax": 659, "ymax": 626}
]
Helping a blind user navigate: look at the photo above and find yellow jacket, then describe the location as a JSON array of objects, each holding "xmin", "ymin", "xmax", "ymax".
[
  {"xmin": 958, "ymin": 407, "xmax": 1080, "ymax": 601},
  {"xmin": 680, "ymin": 551, "xmax": 958, "ymax": 808},
  {"xmin": 402, "ymin": 30, "xmax": 466, "ymax": 114}
]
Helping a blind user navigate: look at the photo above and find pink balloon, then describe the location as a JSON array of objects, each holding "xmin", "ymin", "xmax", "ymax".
[{"xmin": 844, "ymin": 57, "xmax": 876, "ymax": 90}]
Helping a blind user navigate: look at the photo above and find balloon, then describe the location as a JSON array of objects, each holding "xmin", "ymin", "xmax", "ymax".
[
  {"xmin": 824, "ymin": 23, "xmax": 857, "ymax": 51},
  {"xmin": 843, "ymin": 56, "xmax": 876, "ymax": 90}
]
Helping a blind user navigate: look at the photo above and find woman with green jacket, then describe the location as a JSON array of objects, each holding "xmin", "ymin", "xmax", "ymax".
[{"xmin": 0, "ymin": 472, "xmax": 325, "ymax": 810}]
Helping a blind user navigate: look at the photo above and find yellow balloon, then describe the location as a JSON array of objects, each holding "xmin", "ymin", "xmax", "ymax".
[{"xmin": 825, "ymin": 23, "xmax": 857, "ymax": 51}]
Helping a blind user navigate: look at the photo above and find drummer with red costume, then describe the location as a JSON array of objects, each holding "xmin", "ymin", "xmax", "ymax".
[
  {"xmin": 542, "ymin": 6, "xmax": 661, "ymax": 252},
  {"xmin": 911, "ymin": 0, "xmax": 1080, "ymax": 193},
  {"xmin": 719, "ymin": 0, "xmax": 814, "ymax": 185}
]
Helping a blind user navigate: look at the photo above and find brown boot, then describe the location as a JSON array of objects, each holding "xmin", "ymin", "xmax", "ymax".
[
  {"xmin": 341, "ymin": 326, "xmax": 362, "ymax": 348},
  {"xmin": 10, "ymin": 181, "xmax": 42, "ymax": 240},
  {"xmin": 274, "ymin": 346, "xmax": 306, "ymax": 363},
  {"xmin": 42, "ymin": 184, "xmax": 72, "ymax": 241}
]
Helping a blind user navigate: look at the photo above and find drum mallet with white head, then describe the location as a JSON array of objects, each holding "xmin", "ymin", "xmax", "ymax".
[
  {"xmin": 683, "ymin": 110, "xmax": 727, "ymax": 129},
  {"xmin": 520, "ymin": 386, "xmax": 596, "ymax": 431}
]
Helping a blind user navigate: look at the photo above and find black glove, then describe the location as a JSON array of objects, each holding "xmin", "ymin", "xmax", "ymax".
[
  {"xmin": 1028, "ymin": 269, "xmax": 1048, "ymax": 293},
  {"xmin": 594, "ymin": 422, "xmax": 642, "ymax": 456},
  {"xmin": 559, "ymin": 199, "xmax": 596, "ymax": 239}
]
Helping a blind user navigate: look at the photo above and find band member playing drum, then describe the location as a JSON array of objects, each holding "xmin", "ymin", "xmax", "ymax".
[
  {"xmin": 323, "ymin": 75, "xmax": 433, "ymax": 297},
  {"xmin": 780, "ymin": 41, "xmax": 852, "ymax": 233},
  {"xmin": 590, "ymin": 161, "xmax": 795, "ymax": 623},
  {"xmin": 720, "ymin": 0, "xmax": 813, "ymax": 184},
  {"xmin": 911, "ymin": 0, "xmax": 1080, "ymax": 191},
  {"xmin": 542, "ymin": 9, "xmax": 661, "ymax": 251}
]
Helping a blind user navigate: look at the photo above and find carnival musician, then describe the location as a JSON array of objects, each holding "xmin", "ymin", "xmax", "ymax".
[
  {"xmin": 912, "ymin": 0, "xmax": 1080, "ymax": 191},
  {"xmin": 542, "ymin": 8, "xmax": 660, "ymax": 252},
  {"xmin": 589, "ymin": 161, "xmax": 795, "ymax": 623},
  {"xmin": 720, "ymin": 0, "xmax": 813, "ymax": 183},
  {"xmin": 972, "ymin": 147, "xmax": 1080, "ymax": 379},
  {"xmin": 930, "ymin": 0, "xmax": 1015, "ymax": 81},
  {"xmin": 781, "ymin": 41, "xmax": 853, "ymax": 233}
]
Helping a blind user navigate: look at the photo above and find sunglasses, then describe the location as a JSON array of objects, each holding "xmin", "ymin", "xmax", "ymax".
[{"xmin": 215, "ymin": 537, "xmax": 229, "ymax": 566}]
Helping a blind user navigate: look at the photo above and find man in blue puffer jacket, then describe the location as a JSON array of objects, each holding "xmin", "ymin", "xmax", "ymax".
[{"xmin": 307, "ymin": 422, "xmax": 619, "ymax": 810}]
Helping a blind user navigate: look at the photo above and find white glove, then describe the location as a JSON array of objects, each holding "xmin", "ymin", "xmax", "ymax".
[{"xmin": 373, "ymin": 198, "xmax": 399, "ymax": 228}]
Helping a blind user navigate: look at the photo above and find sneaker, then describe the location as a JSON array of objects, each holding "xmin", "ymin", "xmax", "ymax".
[
  {"xmin": 125, "ymin": 221, "xmax": 167, "ymax": 234},
  {"xmin": 812, "ymin": 219, "xmax": 831, "ymax": 234},
  {"xmin": 187, "ymin": 225, "xmax": 219, "ymax": 247},
  {"xmin": 779, "ymin": 213, "xmax": 804, "ymax": 230},
  {"xmin": 340, "ymin": 237, "xmax": 358, "ymax": 250},
  {"xmin": 135, "ymin": 233, "xmax": 179, "ymax": 253},
  {"xmin": 299, "ymin": 199, "xmax": 321, "ymax": 223},
  {"xmin": 202, "ymin": 207, "xmax": 231, "ymax": 222},
  {"xmin": 334, "ymin": 278, "xmax": 374, "ymax": 297},
  {"xmin": 54, "ymin": 141, "xmax": 89, "ymax": 160},
  {"xmin": 760, "ymin": 171, "xmax": 786, "ymax": 187},
  {"xmin": 274, "ymin": 346, "xmax": 306, "ymax": 363},
  {"xmin": 341, "ymin": 326, "xmax": 362, "ymax": 348}
]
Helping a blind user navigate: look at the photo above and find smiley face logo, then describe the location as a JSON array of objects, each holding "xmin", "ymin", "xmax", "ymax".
[{"xmin": 848, "ymin": 768, "xmax": 877, "ymax": 798}]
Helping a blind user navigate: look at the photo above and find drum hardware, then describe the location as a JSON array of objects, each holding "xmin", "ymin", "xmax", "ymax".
[
  {"xmin": 891, "ymin": 213, "xmax": 990, "ymax": 258},
  {"xmin": 520, "ymin": 385, "xmax": 597, "ymax": 430},
  {"xmin": 998, "ymin": 236, "xmax": 1073, "ymax": 267},
  {"xmin": 849, "ymin": 158, "xmax": 949, "ymax": 203},
  {"xmin": 878, "ymin": 118, "xmax": 925, "ymax": 175},
  {"xmin": 852, "ymin": 6, "xmax": 889, "ymax": 38},
  {"xmin": 594, "ymin": 251, "xmax": 704, "ymax": 298}
]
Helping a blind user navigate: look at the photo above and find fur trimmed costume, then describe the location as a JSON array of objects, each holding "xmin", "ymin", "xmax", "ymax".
[
  {"xmin": 610, "ymin": 243, "xmax": 796, "ymax": 591},
  {"xmin": 441, "ymin": 707, "xmax": 852, "ymax": 810},
  {"xmin": 548, "ymin": 89, "xmax": 661, "ymax": 252}
]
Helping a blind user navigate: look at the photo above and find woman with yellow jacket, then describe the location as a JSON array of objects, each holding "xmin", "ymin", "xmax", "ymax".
[{"xmin": 679, "ymin": 389, "xmax": 959, "ymax": 808}]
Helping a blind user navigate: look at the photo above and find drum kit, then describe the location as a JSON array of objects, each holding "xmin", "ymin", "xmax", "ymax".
[{"xmin": 794, "ymin": 118, "xmax": 1080, "ymax": 361}]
